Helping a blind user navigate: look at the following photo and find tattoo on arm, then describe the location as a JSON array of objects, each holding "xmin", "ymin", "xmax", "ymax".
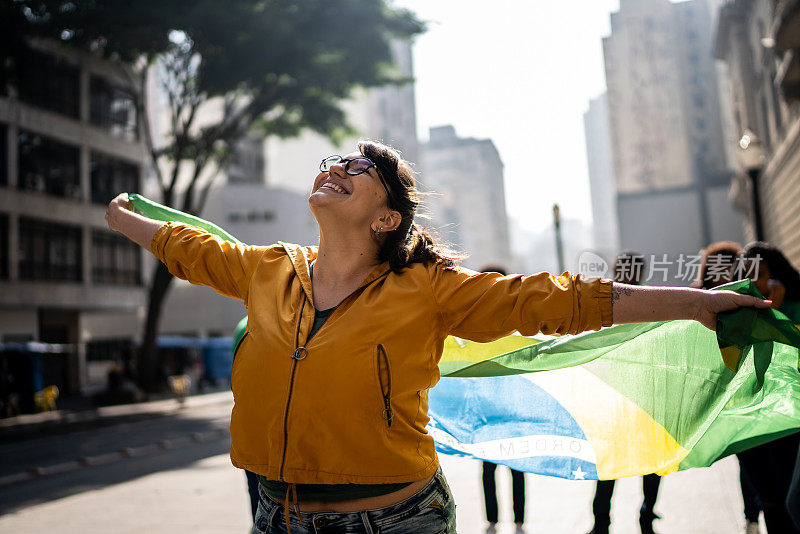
[{"xmin": 612, "ymin": 283, "xmax": 635, "ymax": 304}]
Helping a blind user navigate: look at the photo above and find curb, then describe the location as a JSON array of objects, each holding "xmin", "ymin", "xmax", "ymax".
[
  {"xmin": 0, "ymin": 390, "xmax": 233, "ymax": 431},
  {"xmin": 0, "ymin": 428, "xmax": 229, "ymax": 487}
]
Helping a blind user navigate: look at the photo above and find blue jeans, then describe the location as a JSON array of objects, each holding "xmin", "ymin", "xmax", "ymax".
[{"xmin": 251, "ymin": 467, "xmax": 456, "ymax": 534}]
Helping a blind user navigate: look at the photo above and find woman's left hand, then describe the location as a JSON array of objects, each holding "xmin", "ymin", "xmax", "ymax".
[{"xmin": 693, "ymin": 290, "xmax": 772, "ymax": 330}]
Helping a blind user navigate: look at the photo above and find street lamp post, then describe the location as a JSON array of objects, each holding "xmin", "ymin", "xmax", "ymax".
[
  {"xmin": 739, "ymin": 129, "xmax": 767, "ymax": 242},
  {"xmin": 553, "ymin": 204, "xmax": 565, "ymax": 273}
]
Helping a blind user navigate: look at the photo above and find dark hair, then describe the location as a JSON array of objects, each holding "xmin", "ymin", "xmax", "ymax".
[
  {"xmin": 480, "ymin": 265, "xmax": 508, "ymax": 276},
  {"xmin": 743, "ymin": 241, "xmax": 800, "ymax": 300},
  {"xmin": 358, "ymin": 140, "xmax": 464, "ymax": 272},
  {"xmin": 694, "ymin": 241, "xmax": 743, "ymax": 289}
]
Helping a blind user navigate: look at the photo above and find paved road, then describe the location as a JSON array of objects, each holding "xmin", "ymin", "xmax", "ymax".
[{"xmin": 0, "ymin": 396, "xmax": 765, "ymax": 533}]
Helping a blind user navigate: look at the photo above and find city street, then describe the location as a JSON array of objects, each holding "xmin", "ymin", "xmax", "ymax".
[{"xmin": 0, "ymin": 393, "xmax": 763, "ymax": 534}]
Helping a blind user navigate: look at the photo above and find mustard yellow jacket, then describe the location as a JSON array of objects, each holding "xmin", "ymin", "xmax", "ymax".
[{"xmin": 152, "ymin": 222, "xmax": 613, "ymax": 484}]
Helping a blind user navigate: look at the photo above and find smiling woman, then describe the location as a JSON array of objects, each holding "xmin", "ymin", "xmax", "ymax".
[{"xmin": 105, "ymin": 140, "xmax": 769, "ymax": 534}]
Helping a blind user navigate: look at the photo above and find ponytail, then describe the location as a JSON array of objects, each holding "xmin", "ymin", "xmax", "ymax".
[{"xmin": 360, "ymin": 140, "xmax": 466, "ymax": 272}]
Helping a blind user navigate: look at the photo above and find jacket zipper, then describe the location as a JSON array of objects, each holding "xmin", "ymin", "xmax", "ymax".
[
  {"xmin": 279, "ymin": 294, "xmax": 308, "ymax": 481},
  {"xmin": 376, "ymin": 344, "xmax": 393, "ymax": 428}
]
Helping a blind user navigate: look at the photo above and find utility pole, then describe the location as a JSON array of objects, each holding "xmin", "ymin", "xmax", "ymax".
[{"xmin": 553, "ymin": 204, "xmax": 565, "ymax": 273}]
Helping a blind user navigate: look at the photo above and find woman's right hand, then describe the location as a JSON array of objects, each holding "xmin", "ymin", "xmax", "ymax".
[{"xmin": 105, "ymin": 193, "xmax": 133, "ymax": 233}]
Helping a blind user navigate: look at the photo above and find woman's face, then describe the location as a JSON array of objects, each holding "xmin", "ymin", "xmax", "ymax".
[{"xmin": 308, "ymin": 152, "xmax": 390, "ymax": 226}]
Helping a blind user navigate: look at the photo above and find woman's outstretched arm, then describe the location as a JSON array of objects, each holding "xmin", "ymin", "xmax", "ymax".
[
  {"xmin": 611, "ymin": 283, "xmax": 772, "ymax": 330},
  {"xmin": 106, "ymin": 193, "xmax": 165, "ymax": 249}
]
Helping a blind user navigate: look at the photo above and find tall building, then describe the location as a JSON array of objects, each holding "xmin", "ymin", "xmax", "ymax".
[
  {"xmin": 420, "ymin": 125, "xmax": 512, "ymax": 271},
  {"xmin": 0, "ymin": 40, "xmax": 147, "ymax": 394},
  {"xmin": 583, "ymin": 94, "xmax": 620, "ymax": 263},
  {"xmin": 602, "ymin": 0, "xmax": 744, "ymax": 283},
  {"xmin": 714, "ymin": 0, "xmax": 800, "ymax": 267}
]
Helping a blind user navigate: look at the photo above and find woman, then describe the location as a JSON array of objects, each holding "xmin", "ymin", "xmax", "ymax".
[{"xmin": 106, "ymin": 141, "xmax": 768, "ymax": 534}]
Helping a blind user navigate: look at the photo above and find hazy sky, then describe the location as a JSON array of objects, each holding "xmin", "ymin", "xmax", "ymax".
[{"xmin": 395, "ymin": 0, "xmax": 621, "ymax": 232}]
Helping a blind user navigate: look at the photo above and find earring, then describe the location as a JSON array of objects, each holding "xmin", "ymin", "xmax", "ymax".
[{"xmin": 373, "ymin": 226, "xmax": 383, "ymax": 237}]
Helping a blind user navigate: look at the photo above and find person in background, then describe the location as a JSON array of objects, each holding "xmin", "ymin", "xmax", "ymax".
[
  {"xmin": 480, "ymin": 265, "xmax": 527, "ymax": 534},
  {"xmin": 692, "ymin": 241, "xmax": 744, "ymax": 290},
  {"xmin": 696, "ymin": 241, "xmax": 800, "ymax": 533},
  {"xmin": 743, "ymin": 242, "xmax": 800, "ymax": 323},
  {"xmin": 587, "ymin": 252, "xmax": 662, "ymax": 534},
  {"xmin": 742, "ymin": 242, "xmax": 800, "ymax": 532}
]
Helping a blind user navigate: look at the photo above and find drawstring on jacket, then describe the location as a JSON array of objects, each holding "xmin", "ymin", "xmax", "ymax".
[{"xmin": 283, "ymin": 483, "xmax": 303, "ymax": 534}]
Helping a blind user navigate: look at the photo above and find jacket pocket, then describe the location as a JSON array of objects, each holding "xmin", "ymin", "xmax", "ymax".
[{"xmin": 375, "ymin": 344, "xmax": 394, "ymax": 429}]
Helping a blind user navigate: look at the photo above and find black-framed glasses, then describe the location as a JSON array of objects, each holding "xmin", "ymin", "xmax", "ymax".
[
  {"xmin": 319, "ymin": 155, "xmax": 376, "ymax": 176},
  {"xmin": 319, "ymin": 154, "xmax": 395, "ymax": 205}
]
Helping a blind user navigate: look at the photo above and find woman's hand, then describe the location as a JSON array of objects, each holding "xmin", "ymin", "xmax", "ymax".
[
  {"xmin": 103, "ymin": 193, "xmax": 165, "ymax": 250},
  {"xmin": 692, "ymin": 290, "xmax": 772, "ymax": 330},
  {"xmin": 105, "ymin": 193, "xmax": 134, "ymax": 233}
]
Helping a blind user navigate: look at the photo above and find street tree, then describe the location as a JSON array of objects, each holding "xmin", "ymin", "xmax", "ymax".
[{"xmin": 3, "ymin": 0, "xmax": 424, "ymax": 391}]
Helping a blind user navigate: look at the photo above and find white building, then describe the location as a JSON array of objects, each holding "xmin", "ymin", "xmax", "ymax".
[{"xmin": 419, "ymin": 125, "xmax": 512, "ymax": 272}]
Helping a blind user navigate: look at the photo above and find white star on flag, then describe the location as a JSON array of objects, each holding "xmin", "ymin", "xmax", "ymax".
[{"xmin": 572, "ymin": 466, "xmax": 587, "ymax": 480}]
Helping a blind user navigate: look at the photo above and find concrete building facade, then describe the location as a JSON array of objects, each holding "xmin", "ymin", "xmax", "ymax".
[
  {"xmin": 602, "ymin": 0, "xmax": 744, "ymax": 283},
  {"xmin": 714, "ymin": 0, "xmax": 800, "ymax": 267},
  {"xmin": 420, "ymin": 125, "xmax": 512, "ymax": 271},
  {"xmin": 0, "ymin": 40, "xmax": 148, "ymax": 394}
]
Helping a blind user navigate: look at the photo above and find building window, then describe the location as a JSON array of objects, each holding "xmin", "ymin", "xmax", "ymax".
[
  {"xmin": 91, "ymin": 230, "xmax": 141, "ymax": 285},
  {"xmin": 16, "ymin": 50, "xmax": 80, "ymax": 118},
  {"xmin": 89, "ymin": 76, "xmax": 138, "ymax": 141},
  {"xmin": 90, "ymin": 153, "xmax": 139, "ymax": 205},
  {"xmin": 0, "ymin": 214, "xmax": 8, "ymax": 280},
  {"xmin": 18, "ymin": 218, "xmax": 82, "ymax": 282},
  {"xmin": 18, "ymin": 131, "xmax": 81, "ymax": 199}
]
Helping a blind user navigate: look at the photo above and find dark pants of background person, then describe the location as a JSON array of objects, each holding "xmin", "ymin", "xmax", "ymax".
[
  {"xmin": 246, "ymin": 470, "xmax": 260, "ymax": 520},
  {"xmin": 482, "ymin": 461, "xmax": 525, "ymax": 524},
  {"xmin": 738, "ymin": 433, "xmax": 800, "ymax": 534},
  {"xmin": 591, "ymin": 475, "xmax": 661, "ymax": 530},
  {"xmin": 786, "ymin": 441, "xmax": 800, "ymax": 529},
  {"xmin": 738, "ymin": 455, "xmax": 762, "ymax": 524}
]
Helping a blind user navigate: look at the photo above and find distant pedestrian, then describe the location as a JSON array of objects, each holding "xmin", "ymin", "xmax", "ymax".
[{"xmin": 587, "ymin": 252, "xmax": 662, "ymax": 534}]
